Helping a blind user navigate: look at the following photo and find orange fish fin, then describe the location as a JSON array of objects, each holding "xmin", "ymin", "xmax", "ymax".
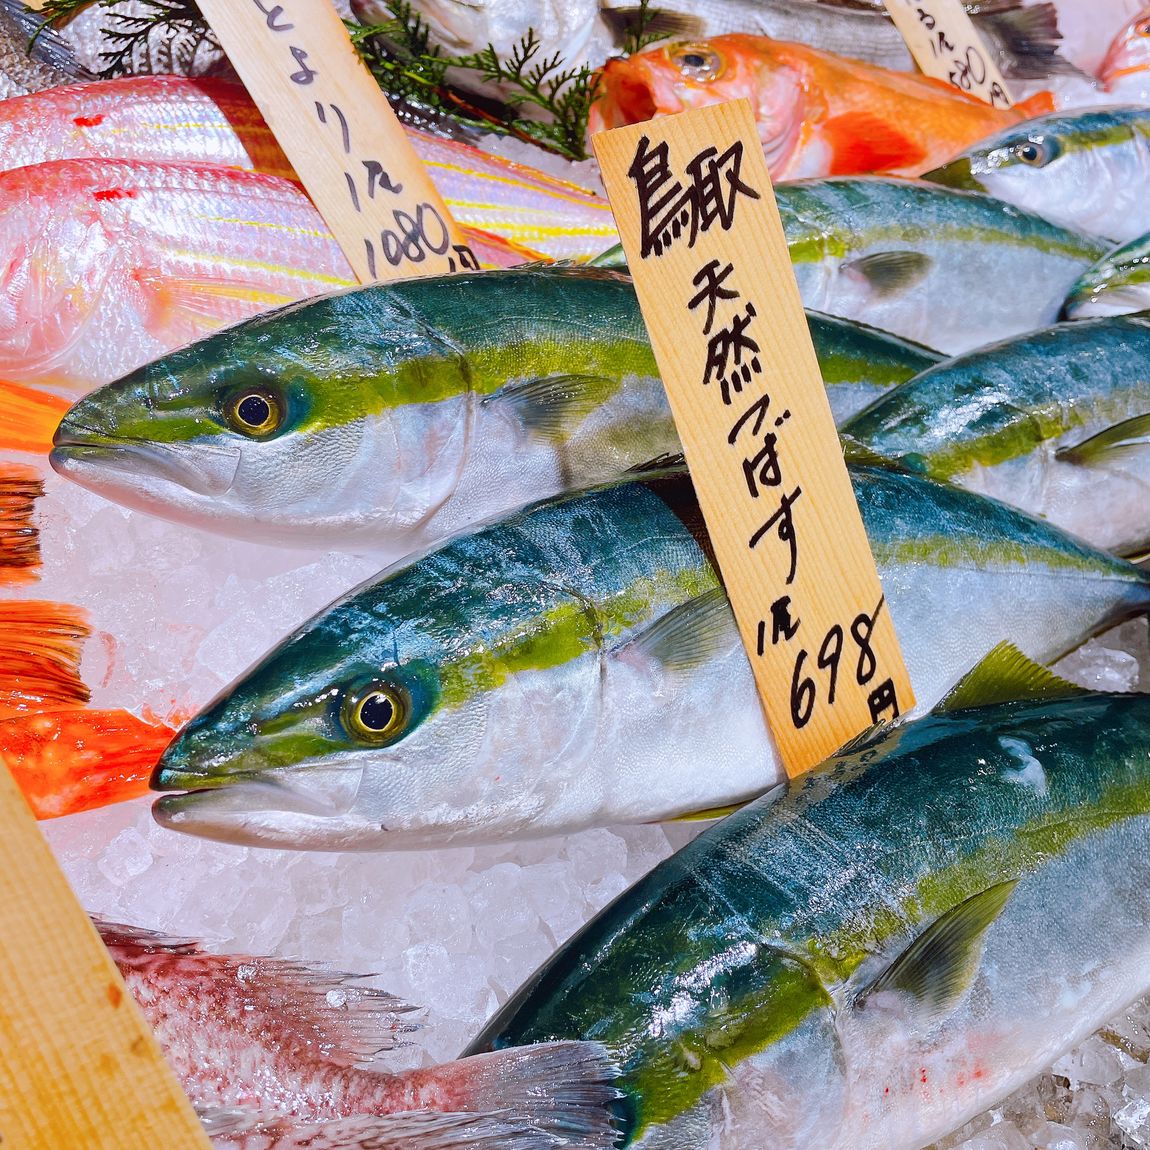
[
  {"xmin": 0, "ymin": 380, "xmax": 71, "ymax": 454},
  {"xmin": 0, "ymin": 708, "xmax": 170, "ymax": 818},
  {"xmin": 0, "ymin": 600, "xmax": 90, "ymax": 720},
  {"xmin": 1013, "ymin": 91, "xmax": 1056, "ymax": 119},
  {"xmin": 0, "ymin": 464, "xmax": 43, "ymax": 585},
  {"xmin": 822, "ymin": 112, "xmax": 928, "ymax": 176}
]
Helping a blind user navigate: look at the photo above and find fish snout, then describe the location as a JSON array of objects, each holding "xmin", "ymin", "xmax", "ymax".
[{"xmin": 150, "ymin": 717, "xmax": 270, "ymax": 792}]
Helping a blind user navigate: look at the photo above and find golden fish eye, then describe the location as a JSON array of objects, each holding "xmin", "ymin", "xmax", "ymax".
[
  {"xmin": 1014, "ymin": 141, "xmax": 1048, "ymax": 167},
  {"xmin": 344, "ymin": 684, "xmax": 407, "ymax": 743},
  {"xmin": 226, "ymin": 389, "xmax": 283, "ymax": 437},
  {"xmin": 671, "ymin": 45, "xmax": 724, "ymax": 83}
]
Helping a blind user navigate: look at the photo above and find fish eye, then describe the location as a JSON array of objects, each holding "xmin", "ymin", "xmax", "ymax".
[
  {"xmin": 343, "ymin": 683, "xmax": 407, "ymax": 743},
  {"xmin": 1138, "ymin": 19, "xmax": 1150, "ymax": 35},
  {"xmin": 1013, "ymin": 140, "xmax": 1049, "ymax": 167},
  {"xmin": 224, "ymin": 388, "xmax": 284, "ymax": 438},
  {"xmin": 672, "ymin": 45, "xmax": 724, "ymax": 82}
]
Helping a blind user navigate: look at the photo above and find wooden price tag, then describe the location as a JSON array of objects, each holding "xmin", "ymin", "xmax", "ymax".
[
  {"xmin": 195, "ymin": 0, "xmax": 477, "ymax": 282},
  {"xmin": 881, "ymin": 0, "xmax": 1015, "ymax": 108},
  {"xmin": 594, "ymin": 100, "xmax": 914, "ymax": 778},
  {"xmin": 0, "ymin": 763, "xmax": 211, "ymax": 1149}
]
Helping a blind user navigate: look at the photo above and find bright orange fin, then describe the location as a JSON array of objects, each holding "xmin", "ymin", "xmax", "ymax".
[
  {"xmin": 822, "ymin": 112, "xmax": 928, "ymax": 176},
  {"xmin": 0, "ymin": 708, "xmax": 173, "ymax": 819},
  {"xmin": 0, "ymin": 465, "xmax": 43, "ymax": 585},
  {"xmin": 1013, "ymin": 91, "xmax": 1056, "ymax": 120},
  {"xmin": 0, "ymin": 380, "xmax": 70, "ymax": 454},
  {"xmin": 0, "ymin": 600, "xmax": 90, "ymax": 720}
]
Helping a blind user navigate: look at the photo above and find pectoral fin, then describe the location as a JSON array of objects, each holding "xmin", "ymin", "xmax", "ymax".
[
  {"xmin": 490, "ymin": 374, "xmax": 621, "ymax": 442},
  {"xmin": 858, "ymin": 881, "xmax": 1018, "ymax": 1025},
  {"xmin": 843, "ymin": 252, "xmax": 932, "ymax": 299},
  {"xmin": 611, "ymin": 586, "xmax": 736, "ymax": 672},
  {"xmin": 1056, "ymin": 412, "xmax": 1150, "ymax": 468}
]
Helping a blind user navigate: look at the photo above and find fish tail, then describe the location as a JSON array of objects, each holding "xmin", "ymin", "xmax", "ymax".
[
  {"xmin": 0, "ymin": 463, "xmax": 43, "ymax": 584},
  {"xmin": 202, "ymin": 1108, "xmax": 577, "ymax": 1150},
  {"xmin": 0, "ymin": 709, "xmax": 173, "ymax": 819},
  {"xmin": 0, "ymin": 379, "xmax": 71, "ymax": 454},
  {"xmin": 973, "ymin": 1, "xmax": 1077, "ymax": 80},
  {"xmin": 0, "ymin": 599, "xmax": 90, "ymax": 719},
  {"xmin": 436, "ymin": 1041, "xmax": 621, "ymax": 1148}
]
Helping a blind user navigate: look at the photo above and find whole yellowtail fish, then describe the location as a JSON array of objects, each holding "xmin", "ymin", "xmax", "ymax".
[
  {"xmin": 0, "ymin": 76, "xmax": 617, "ymax": 262},
  {"xmin": 0, "ymin": 157, "xmax": 529, "ymax": 393},
  {"xmin": 100, "ymin": 919, "xmax": 618, "ymax": 1150}
]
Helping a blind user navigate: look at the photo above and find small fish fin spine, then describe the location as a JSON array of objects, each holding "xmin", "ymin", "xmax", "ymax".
[
  {"xmin": 0, "ymin": 708, "xmax": 173, "ymax": 819},
  {"xmin": 100, "ymin": 922, "xmax": 420, "ymax": 1067},
  {"xmin": 0, "ymin": 463, "xmax": 43, "ymax": 584},
  {"xmin": 0, "ymin": 379, "xmax": 71, "ymax": 454},
  {"xmin": 201, "ymin": 1108, "xmax": 568, "ymax": 1150},
  {"xmin": 600, "ymin": 6, "xmax": 706, "ymax": 46},
  {"xmin": 2, "ymin": 0, "xmax": 93, "ymax": 82},
  {"xmin": 0, "ymin": 599, "xmax": 89, "ymax": 720},
  {"xmin": 445, "ymin": 1042, "xmax": 621, "ymax": 1148},
  {"xmin": 820, "ymin": 113, "xmax": 927, "ymax": 176},
  {"xmin": 934, "ymin": 641, "xmax": 1089, "ymax": 715},
  {"xmin": 1012, "ymin": 90, "xmax": 1057, "ymax": 120}
]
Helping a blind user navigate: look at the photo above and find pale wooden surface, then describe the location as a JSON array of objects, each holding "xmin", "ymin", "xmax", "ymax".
[
  {"xmin": 881, "ymin": 0, "xmax": 1016, "ymax": 107},
  {"xmin": 0, "ymin": 761, "xmax": 212, "ymax": 1149},
  {"xmin": 595, "ymin": 100, "xmax": 914, "ymax": 779},
  {"xmin": 196, "ymin": 0, "xmax": 472, "ymax": 282}
]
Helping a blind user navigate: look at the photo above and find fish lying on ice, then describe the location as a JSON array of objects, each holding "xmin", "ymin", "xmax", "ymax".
[
  {"xmin": 925, "ymin": 106, "xmax": 1150, "ymax": 244},
  {"xmin": 587, "ymin": 34, "xmax": 1055, "ymax": 180},
  {"xmin": 149, "ymin": 466, "xmax": 1150, "ymax": 850},
  {"xmin": 840, "ymin": 314, "xmax": 1150, "ymax": 556},
  {"xmin": 0, "ymin": 157, "xmax": 529, "ymax": 393},
  {"xmin": 99, "ymin": 919, "xmax": 619, "ymax": 1150},
  {"xmin": 465, "ymin": 650, "xmax": 1150, "ymax": 1150},
  {"xmin": 51, "ymin": 266, "xmax": 940, "ymax": 551},
  {"xmin": 1062, "ymin": 231, "xmax": 1150, "ymax": 317},
  {"xmin": 0, "ymin": 76, "xmax": 618, "ymax": 263}
]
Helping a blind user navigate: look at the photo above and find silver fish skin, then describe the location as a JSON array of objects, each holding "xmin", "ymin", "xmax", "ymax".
[
  {"xmin": 778, "ymin": 178, "xmax": 1109, "ymax": 355},
  {"xmin": 99, "ymin": 919, "xmax": 620, "ymax": 1150},
  {"xmin": 0, "ymin": 0, "xmax": 88, "ymax": 97},
  {"xmin": 841, "ymin": 315, "xmax": 1150, "ymax": 556},
  {"xmin": 925, "ymin": 106, "xmax": 1150, "ymax": 244},
  {"xmin": 149, "ymin": 466, "xmax": 1150, "ymax": 852},
  {"xmin": 1062, "ymin": 231, "xmax": 1150, "ymax": 318}
]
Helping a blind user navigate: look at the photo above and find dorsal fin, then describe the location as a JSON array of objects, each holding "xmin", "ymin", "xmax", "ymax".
[{"xmin": 934, "ymin": 641, "xmax": 1089, "ymax": 715}]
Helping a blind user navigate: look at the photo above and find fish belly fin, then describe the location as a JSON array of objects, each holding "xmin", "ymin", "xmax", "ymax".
[
  {"xmin": 610, "ymin": 586, "xmax": 737, "ymax": 673},
  {"xmin": 1013, "ymin": 91, "xmax": 1057, "ymax": 120},
  {"xmin": 200, "ymin": 1108, "xmax": 567, "ymax": 1150},
  {"xmin": 0, "ymin": 463, "xmax": 43, "ymax": 583},
  {"xmin": 821, "ymin": 113, "xmax": 927, "ymax": 176},
  {"xmin": 600, "ymin": 5, "xmax": 707, "ymax": 44},
  {"xmin": 858, "ymin": 880, "xmax": 1018, "ymax": 1026},
  {"xmin": 0, "ymin": 599, "xmax": 89, "ymax": 719},
  {"xmin": 1, "ymin": 709, "xmax": 171, "ymax": 819},
  {"xmin": 842, "ymin": 251, "xmax": 933, "ymax": 300},
  {"xmin": 3, "ymin": 0, "xmax": 93, "ymax": 81},
  {"xmin": 488, "ymin": 374, "xmax": 621, "ymax": 442},
  {"xmin": 934, "ymin": 640, "xmax": 1089, "ymax": 715},
  {"xmin": 97, "ymin": 920, "xmax": 420, "ymax": 1066},
  {"xmin": 1055, "ymin": 411, "xmax": 1150, "ymax": 469},
  {"xmin": 444, "ymin": 1042, "xmax": 620, "ymax": 1148},
  {"xmin": 972, "ymin": 1, "xmax": 1077, "ymax": 80}
]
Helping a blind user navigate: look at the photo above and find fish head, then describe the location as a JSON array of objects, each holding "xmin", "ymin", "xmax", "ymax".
[
  {"xmin": 50, "ymin": 287, "xmax": 474, "ymax": 547},
  {"xmin": 151, "ymin": 537, "xmax": 605, "ymax": 850},
  {"xmin": 925, "ymin": 120, "xmax": 1071, "ymax": 202},
  {"xmin": 589, "ymin": 36, "xmax": 805, "ymax": 175},
  {"xmin": 1100, "ymin": 8, "xmax": 1150, "ymax": 87}
]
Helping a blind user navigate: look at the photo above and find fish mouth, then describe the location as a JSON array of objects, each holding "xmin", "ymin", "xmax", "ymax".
[
  {"xmin": 592, "ymin": 59, "xmax": 659, "ymax": 130},
  {"xmin": 153, "ymin": 761, "xmax": 366, "ymax": 818},
  {"xmin": 51, "ymin": 425, "xmax": 241, "ymax": 497},
  {"xmin": 922, "ymin": 157, "xmax": 985, "ymax": 192}
]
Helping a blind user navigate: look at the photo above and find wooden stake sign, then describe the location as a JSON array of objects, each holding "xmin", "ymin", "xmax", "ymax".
[
  {"xmin": 0, "ymin": 763, "xmax": 211, "ymax": 1149},
  {"xmin": 594, "ymin": 100, "xmax": 914, "ymax": 778},
  {"xmin": 195, "ymin": 0, "xmax": 475, "ymax": 282},
  {"xmin": 881, "ymin": 0, "xmax": 1015, "ymax": 108}
]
